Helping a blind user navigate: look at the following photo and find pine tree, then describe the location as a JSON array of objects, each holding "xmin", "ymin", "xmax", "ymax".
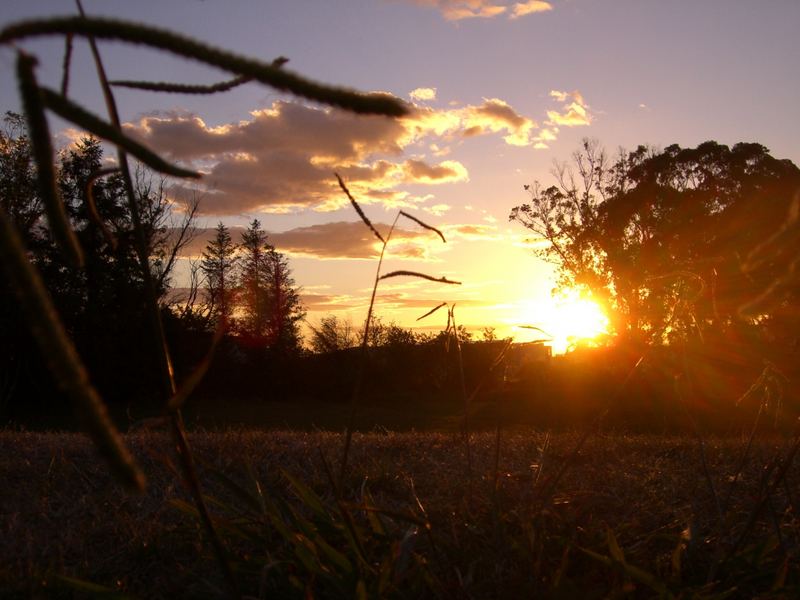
[
  {"xmin": 265, "ymin": 246, "xmax": 305, "ymax": 351},
  {"xmin": 238, "ymin": 219, "xmax": 272, "ymax": 338},
  {"xmin": 200, "ymin": 222, "xmax": 237, "ymax": 327}
]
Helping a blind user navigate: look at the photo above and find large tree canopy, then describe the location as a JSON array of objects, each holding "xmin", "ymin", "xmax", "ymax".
[{"xmin": 510, "ymin": 139, "xmax": 800, "ymax": 345}]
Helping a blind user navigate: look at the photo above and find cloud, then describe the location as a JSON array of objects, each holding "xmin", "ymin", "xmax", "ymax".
[
  {"xmin": 402, "ymin": 159, "xmax": 468, "ymax": 183},
  {"xmin": 177, "ymin": 218, "xmax": 495, "ymax": 261},
  {"xmin": 510, "ymin": 0, "xmax": 553, "ymax": 18},
  {"xmin": 445, "ymin": 223, "xmax": 502, "ymax": 240},
  {"xmin": 179, "ymin": 221, "xmax": 450, "ymax": 260},
  {"xmin": 271, "ymin": 221, "xmax": 431, "ymax": 259},
  {"xmin": 126, "ymin": 102, "xmax": 476, "ymax": 215},
  {"xmin": 302, "ymin": 291, "xmax": 484, "ymax": 314},
  {"xmin": 423, "ymin": 203, "xmax": 452, "ymax": 216},
  {"xmin": 302, "ymin": 292, "xmax": 363, "ymax": 311},
  {"xmin": 406, "ymin": 98, "xmax": 537, "ymax": 146},
  {"xmin": 125, "ymin": 94, "xmax": 551, "ymax": 215},
  {"xmin": 410, "ymin": 87, "xmax": 437, "ymax": 101},
  {"xmin": 410, "ymin": 0, "xmax": 552, "ymax": 20},
  {"xmin": 546, "ymin": 90, "xmax": 592, "ymax": 127}
]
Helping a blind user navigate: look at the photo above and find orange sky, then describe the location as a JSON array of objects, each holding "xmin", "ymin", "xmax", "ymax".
[{"xmin": 3, "ymin": 1, "xmax": 799, "ymax": 351}]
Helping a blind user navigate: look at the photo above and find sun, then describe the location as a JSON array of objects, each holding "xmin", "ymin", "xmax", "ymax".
[{"xmin": 516, "ymin": 290, "xmax": 610, "ymax": 354}]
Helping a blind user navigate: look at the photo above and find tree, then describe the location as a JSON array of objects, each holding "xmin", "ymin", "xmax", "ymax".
[
  {"xmin": 0, "ymin": 112, "xmax": 40, "ymax": 237},
  {"xmin": 264, "ymin": 246, "xmax": 305, "ymax": 351},
  {"xmin": 238, "ymin": 219, "xmax": 272, "ymax": 338},
  {"xmin": 236, "ymin": 219, "xmax": 304, "ymax": 349},
  {"xmin": 200, "ymin": 222, "xmax": 238, "ymax": 327},
  {"xmin": 309, "ymin": 315, "xmax": 358, "ymax": 353},
  {"xmin": 510, "ymin": 139, "xmax": 800, "ymax": 344},
  {"xmin": 0, "ymin": 123, "xmax": 200, "ymax": 412}
]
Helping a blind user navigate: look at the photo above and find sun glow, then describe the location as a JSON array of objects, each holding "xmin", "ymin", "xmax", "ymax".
[{"xmin": 516, "ymin": 290, "xmax": 609, "ymax": 354}]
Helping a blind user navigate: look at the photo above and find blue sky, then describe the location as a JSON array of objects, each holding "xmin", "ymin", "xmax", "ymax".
[{"xmin": 2, "ymin": 0, "xmax": 799, "ymax": 348}]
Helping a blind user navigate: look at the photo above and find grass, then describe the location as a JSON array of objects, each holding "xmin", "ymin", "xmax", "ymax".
[
  {"xmin": 2, "ymin": 429, "xmax": 799, "ymax": 598},
  {"xmin": 184, "ymin": 398, "xmax": 467, "ymax": 432}
]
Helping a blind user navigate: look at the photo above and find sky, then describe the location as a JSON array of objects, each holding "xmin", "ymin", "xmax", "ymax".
[{"xmin": 2, "ymin": 0, "xmax": 799, "ymax": 351}]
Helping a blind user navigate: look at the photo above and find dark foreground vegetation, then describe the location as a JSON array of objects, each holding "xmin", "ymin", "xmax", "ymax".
[{"xmin": 2, "ymin": 430, "xmax": 799, "ymax": 599}]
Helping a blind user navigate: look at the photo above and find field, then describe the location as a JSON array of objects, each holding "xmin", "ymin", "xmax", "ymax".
[{"xmin": 2, "ymin": 428, "xmax": 799, "ymax": 598}]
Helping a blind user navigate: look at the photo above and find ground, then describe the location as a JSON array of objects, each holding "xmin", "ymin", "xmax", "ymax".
[{"xmin": 1, "ymin": 429, "xmax": 798, "ymax": 598}]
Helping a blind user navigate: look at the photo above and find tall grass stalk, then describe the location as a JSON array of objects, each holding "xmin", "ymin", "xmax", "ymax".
[
  {"xmin": 449, "ymin": 305, "xmax": 473, "ymax": 485},
  {"xmin": 489, "ymin": 339, "xmax": 513, "ymax": 497},
  {"xmin": 73, "ymin": 1, "xmax": 240, "ymax": 594},
  {"xmin": 0, "ymin": 16, "xmax": 409, "ymax": 117},
  {"xmin": 338, "ymin": 207, "xmax": 399, "ymax": 483},
  {"xmin": 335, "ymin": 175, "xmax": 457, "ymax": 483}
]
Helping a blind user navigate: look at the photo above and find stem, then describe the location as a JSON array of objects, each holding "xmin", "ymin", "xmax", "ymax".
[
  {"xmin": 451, "ymin": 307, "xmax": 472, "ymax": 486},
  {"xmin": 339, "ymin": 213, "xmax": 400, "ymax": 484},
  {"xmin": 75, "ymin": 2, "xmax": 239, "ymax": 596}
]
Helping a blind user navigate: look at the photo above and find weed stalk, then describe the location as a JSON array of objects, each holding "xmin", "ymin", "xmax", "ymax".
[{"xmin": 75, "ymin": 2, "xmax": 239, "ymax": 595}]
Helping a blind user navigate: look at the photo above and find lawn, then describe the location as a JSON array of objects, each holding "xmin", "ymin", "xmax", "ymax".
[{"xmin": 1, "ymin": 428, "xmax": 798, "ymax": 598}]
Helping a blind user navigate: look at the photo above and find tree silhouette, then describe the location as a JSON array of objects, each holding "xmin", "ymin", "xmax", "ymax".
[
  {"xmin": 309, "ymin": 315, "xmax": 357, "ymax": 353},
  {"xmin": 200, "ymin": 222, "xmax": 237, "ymax": 328},
  {"xmin": 0, "ymin": 123, "xmax": 200, "ymax": 412},
  {"xmin": 238, "ymin": 219, "xmax": 272, "ymax": 339},
  {"xmin": 264, "ymin": 245, "xmax": 304, "ymax": 351},
  {"xmin": 510, "ymin": 139, "xmax": 800, "ymax": 345}
]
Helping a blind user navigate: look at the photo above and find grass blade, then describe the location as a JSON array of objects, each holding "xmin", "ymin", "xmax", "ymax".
[
  {"xmin": 416, "ymin": 302, "xmax": 447, "ymax": 322},
  {"xmin": 336, "ymin": 173, "xmax": 385, "ymax": 244},
  {"xmin": 379, "ymin": 270, "xmax": 461, "ymax": 285},
  {"xmin": 281, "ymin": 469, "xmax": 328, "ymax": 520},
  {"xmin": 110, "ymin": 74, "xmax": 252, "ymax": 94},
  {"xmin": 60, "ymin": 33, "xmax": 73, "ymax": 96},
  {"xmin": 84, "ymin": 166, "xmax": 120, "ymax": 250},
  {"xmin": 399, "ymin": 210, "xmax": 446, "ymax": 243},
  {"xmin": 109, "ymin": 57, "xmax": 287, "ymax": 95},
  {"xmin": 73, "ymin": 5, "xmax": 239, "ymax": 595},
  {"xmin": 167, "ymin": 319, "xmax": 224, "ymax": 411},
  {"xmin": 17, "ymin": 52, "xmax": 84, "ymax": 267},
  {"xmin": 579, "ymin": 546, "xmax": 673, "ymax": 598},
  {"xmin": 51, "ymin": 574, "xmax": 133, "ymax": 598}
]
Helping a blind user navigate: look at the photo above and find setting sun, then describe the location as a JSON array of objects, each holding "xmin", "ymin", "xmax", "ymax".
[{"xmin": 517, "ymin": 291, "xmax": 609, "ymax": 354}]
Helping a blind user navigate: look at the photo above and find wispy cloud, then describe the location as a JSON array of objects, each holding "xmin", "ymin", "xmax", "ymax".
[
  {"xmin": 525, "ymin": 89, "xmax": 593, "ymax": 149},
  {"xmin": 409, "ymin": 87, "xmax": 437, "ymax": 101},
  {"xmin": 406, "ymin": 98, "xmax": 538, "ymax": 146},
  {"xmin": 546, "ymin": 89, "xmax": 592, "ymax": 127},
  {"xmin": 177, "ymin": 218, "xmax": 499, "ymax": 261},
  {"xmin": 409, "ymin": 0, "xmax": 552, "ymax": 20},
  {"xmin": 510, "ymin": 1, "xmax": 554, "ymax": 18}
]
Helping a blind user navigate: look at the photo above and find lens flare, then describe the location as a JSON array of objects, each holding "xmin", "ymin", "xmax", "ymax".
[{"xmin": 517, "ymin": 290, "xmax": 609, "ymax": 354}]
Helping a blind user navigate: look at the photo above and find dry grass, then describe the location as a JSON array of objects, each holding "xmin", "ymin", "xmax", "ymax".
[{"xmin": 1, "ymin": 429, "xmax": 798, "ymax": 598}]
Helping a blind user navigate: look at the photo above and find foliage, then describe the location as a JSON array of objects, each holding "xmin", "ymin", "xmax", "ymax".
[
  {"xmin": 263, "ymin": 244, "xmax": 305, "ymax": 351},
  {"xmin": 198, "ymin": 219, "xmax": 305, "ymax": 351},
  {"xmin": 0, "ymin": 122, "xmax": 194, "ymax": 413},
  {"xmin": 233, "ymin": 219, "xmax": 305, "ymax": 349},
  {"xmin": 308, "ymin": 315, "xmax": 359, "ymax": 353},
  {"xmin": 510, "ymin": 139, "xmax": 800, "ymax": 344},
  {"xmin": 200, "ymin": 222, "xmax": 237, "ymax": 327},
  {"xmin": 237, "ymin": 219, "xmax": 273, "ymax": 338}
]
